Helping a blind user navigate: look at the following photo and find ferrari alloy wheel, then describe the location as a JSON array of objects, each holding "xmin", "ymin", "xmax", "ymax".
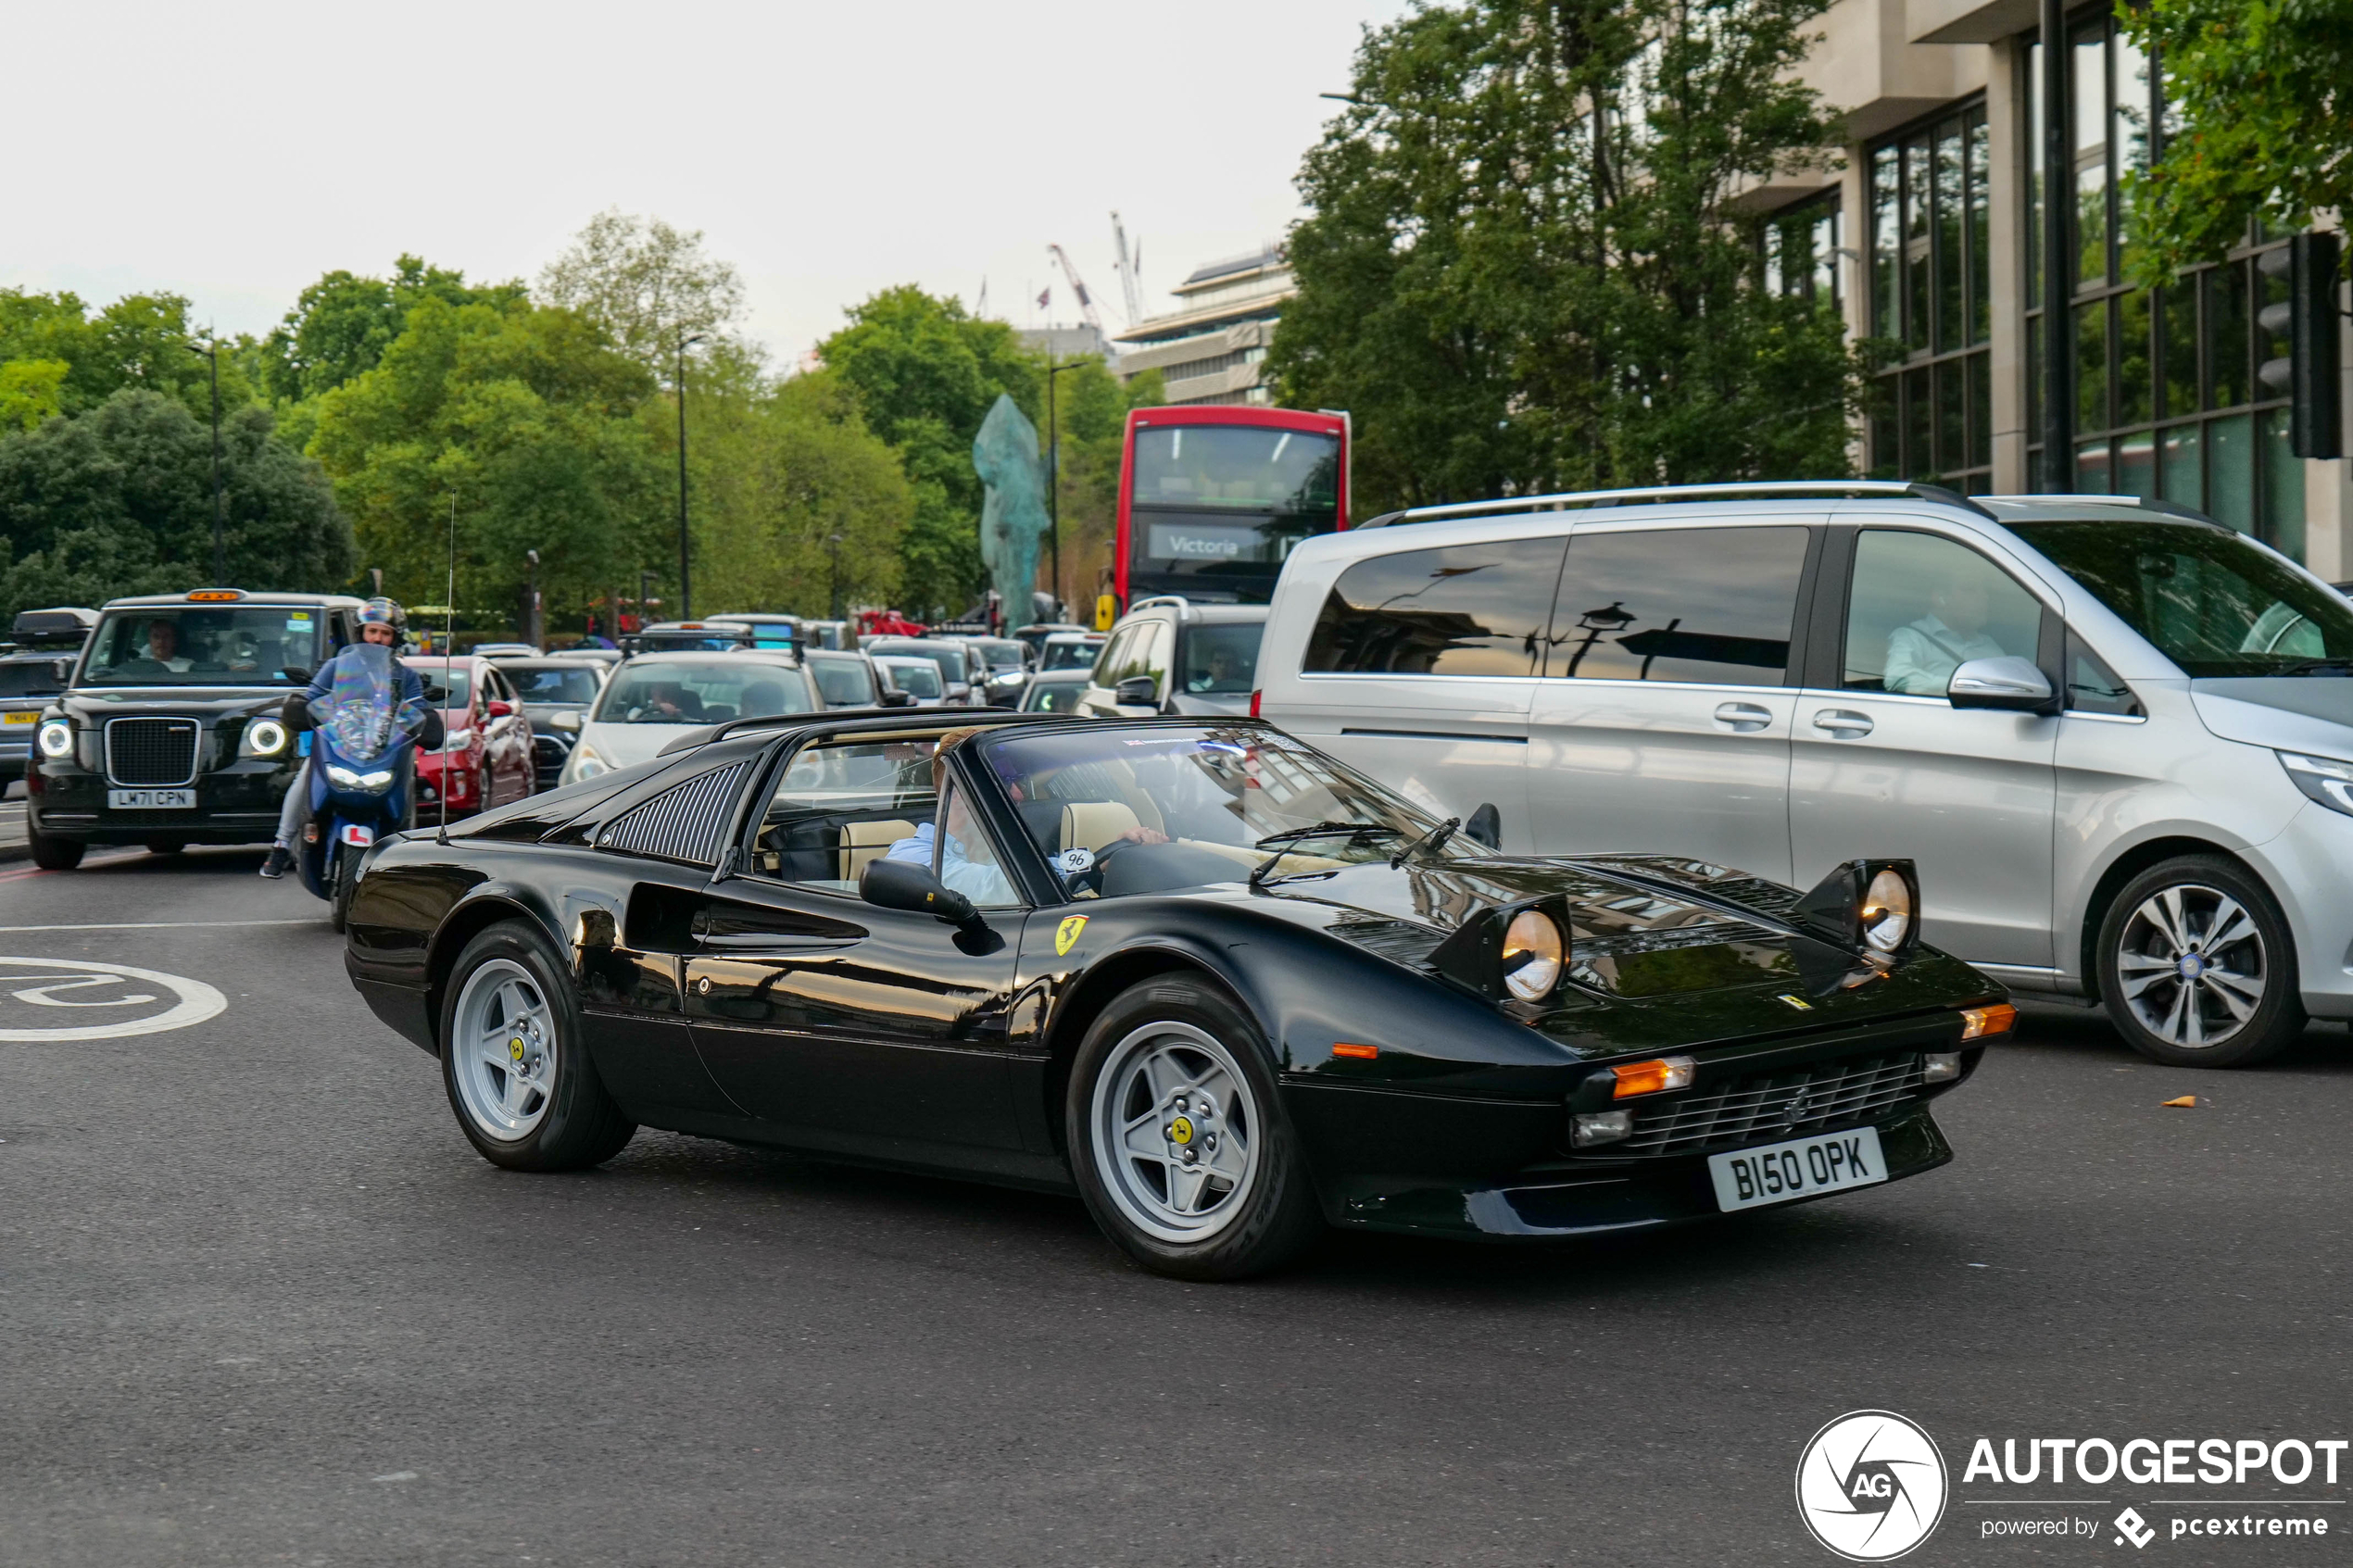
[
  {"xmin": 2096, "ymin": 855, "xmax": 2302, "ymax": 1069},
  {"xmin": 1092, "ymin": 1020, "xmax": 1262, "ymax": 1243},
  {"xmin": 439, "ymin": 922, "xmax": 636, "ymax": 1171},
  {"xmin": 1069, "ymin": 978, "xmax": 1322, "ymax": 1280}
]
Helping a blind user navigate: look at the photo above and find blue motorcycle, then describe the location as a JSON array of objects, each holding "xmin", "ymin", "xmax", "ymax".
[{"xmin": 295, "ymin": 645, "xmax": 439, "ymax": 932}]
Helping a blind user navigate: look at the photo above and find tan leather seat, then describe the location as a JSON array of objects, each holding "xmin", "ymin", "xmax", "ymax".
[
  {"xmin": 1061, "ymin": 801, "xmax": 1141, "ymax": 853},
  {"xmin": 842, "ymin": 819, "xmax": 916, "ymax": 877}
]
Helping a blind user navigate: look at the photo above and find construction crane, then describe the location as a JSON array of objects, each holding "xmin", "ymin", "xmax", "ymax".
[
  {"xmin": 1110, "ymin": 211, "xmax": 1145, "ymax": 327},
  {"xmin": 1045, "ymin": 244, "xmax": 1111, "ymax": 342}
]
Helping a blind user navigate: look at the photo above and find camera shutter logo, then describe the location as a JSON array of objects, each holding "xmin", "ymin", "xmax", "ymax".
[{"xmin": 1795, "ymin": 1410, "xmax": 1948, "ymax": 1562}]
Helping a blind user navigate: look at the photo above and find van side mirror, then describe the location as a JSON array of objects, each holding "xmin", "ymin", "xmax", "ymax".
[
  {"xmin": 1114, "ymin": 675, "xmax": 1160, "ymax": 708},
  {"xmin": 861, "ymin": 857, "xmax": 978, "ymax": 925},
  {"xmin": 1947, "ymin": 657, "xmax": 2058, "ymax": 714},
  {"xmin": 486, "ymin": 699, "xmax": 514, "ymax": 719}
]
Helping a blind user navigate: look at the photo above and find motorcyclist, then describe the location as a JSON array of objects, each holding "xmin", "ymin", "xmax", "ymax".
[{"xmin": 259, "ymin": 598, "xmax": 426, "ymax": 878}]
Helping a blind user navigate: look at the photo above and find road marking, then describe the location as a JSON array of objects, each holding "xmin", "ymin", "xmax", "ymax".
[
  {"xmin": 0, "ymin": 957, "xmax": 227, "ymax": 1040},
  {"xmin": 0, "ymin": 920, "xmax": 318, "ymax": 933}
]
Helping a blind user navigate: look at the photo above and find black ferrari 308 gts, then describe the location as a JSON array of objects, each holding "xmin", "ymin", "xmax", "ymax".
[{"xmin": 344, "ymin": 710, "xmax": 2010, "ymax": 1279}]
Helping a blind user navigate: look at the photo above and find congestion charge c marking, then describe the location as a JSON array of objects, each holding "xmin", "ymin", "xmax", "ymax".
[{"xmin": 0, "ymin": 957, "xmax": 227, "ymax": 1041}]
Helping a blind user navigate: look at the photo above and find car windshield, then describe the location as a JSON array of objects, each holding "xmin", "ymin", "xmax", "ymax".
[
  {"xmin": 971, "ymin": 639, "xmax": 1026, "ymax": 671},
  {"xmin": 1041, "ymin": 638, "xmax": 1103, "ymax": 671},
  {"xmin": 639, "ymin": 631, "xmax": 747, "ymax": 652},
  {"xmin": 597, "ymin": 660, "xmax": 812, "ymax": 723},
  {"xmin": 1022, "ymin": 677, "xmax": 1087, "ymax": 712},
  {"xmin": 0, "ymin": 659, "xmax": 65, "ymax": 697},
  {"xmin": 2009, "ymin": 520, "xmax": 2353, "ymax": 676},
  {"xmin": 975, "ymin": 722, "xmax": 1457, "ymax": 899},
  {"xmin": 81, "ymin": 607, "xmax": 323, "ymax": 685},
  {"xmin": 1181, "ymin": 622, "xmax": 1263, "ymax": 694},
  {"xmin": 506, "ymin": 666, "xmax": 601, "ymax": 704},
  {"xmin": 809, "ymin": 658, "xmax": 876, "ymax": 706},
  {"xmin": 878, "ymin": 646, "xmax": 965, "ymax": 688},
  {"xmin": 877, "ymin": 659, "xmax": 943, "ymax": 699}
]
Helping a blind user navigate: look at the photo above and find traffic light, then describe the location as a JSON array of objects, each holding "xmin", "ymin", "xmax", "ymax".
[{"xmin": 2257, "ymin": 232, "xmax": 2342, "ymax": 459}]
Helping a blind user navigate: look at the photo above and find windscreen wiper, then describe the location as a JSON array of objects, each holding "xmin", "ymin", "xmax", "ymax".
[
  {"xmin": 1390, "ymin": 816, "xmax": 1461, "ymax": 869},
  {"xmin": 1248, "ymin": 822, "xmax": 1403, "ymax": 890}
]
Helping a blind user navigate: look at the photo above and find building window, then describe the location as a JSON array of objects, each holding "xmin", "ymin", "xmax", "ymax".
[
  {"xmin": 2022, "ymin": 11, "xmax": 2305, "ymax": 555},
  {"xmin": 1867, "ymin": 104, "xmax": 1993, "ymax": 493},
  {"xmin": 1763, "ymin": 191, "xmax": 1843, "ymax": 313}
]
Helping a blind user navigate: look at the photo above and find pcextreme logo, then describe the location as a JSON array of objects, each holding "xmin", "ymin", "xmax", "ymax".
[{"xmin": 1797, "ymin": 1410, "xmax": 1950, "ymax": 1562}]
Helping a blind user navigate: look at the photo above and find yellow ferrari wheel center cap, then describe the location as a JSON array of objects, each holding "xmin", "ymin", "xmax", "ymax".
[
  {"xmin": 1169, "ymin": 1114, "xmax": 1195, "ymax": 1146},
  {"xmin": 510, "ymin": 1037, "xmax": 525, "ymax": 1061}
]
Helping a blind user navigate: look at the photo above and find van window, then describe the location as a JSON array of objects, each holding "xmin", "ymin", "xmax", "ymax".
[
  {"xmin": 2065, "ymin": 630, "xmax": 2142, "ymax": 716},
  {"xmin": 1302, "ymin": 538, "xmax": 1566, "ymax": 677},
  {"xmin": 1543, "ymin": 527, "xmax": 1808, "ymax": 684},
  {"xmin": 1843, "ymin": 531, "xmax": 2042, "ymax": 695}
]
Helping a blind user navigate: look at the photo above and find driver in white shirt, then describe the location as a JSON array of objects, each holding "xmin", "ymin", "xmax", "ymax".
[{"xmin": 1883, "ymin": 578, "xmax": 2007, "ymax": 696}]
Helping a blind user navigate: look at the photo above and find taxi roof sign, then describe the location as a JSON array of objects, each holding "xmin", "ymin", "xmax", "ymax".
[{"xmin": 185, "ymin": 589, "xmax": 245, "ymax": 602}]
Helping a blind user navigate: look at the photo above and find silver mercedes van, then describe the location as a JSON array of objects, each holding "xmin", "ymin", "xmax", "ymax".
[{"xmin": 1257, "ymin": 481, "xmax": 2353, "ymax": 1068}]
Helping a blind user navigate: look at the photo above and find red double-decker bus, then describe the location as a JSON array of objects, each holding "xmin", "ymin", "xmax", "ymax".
[{"xmin": 1113, "ymin": 405, "xmax": 1349, "ymax": 609}]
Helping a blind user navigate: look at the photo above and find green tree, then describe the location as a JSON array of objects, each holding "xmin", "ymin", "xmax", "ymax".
[
  {"xmin": 0, "ymin": 289, "xmax": 259, "ymax": 422},
  {"xmin": 817, "ymin": 287, "xmax": 1042, "ymax": 616},
  {"xmin": 2119, "ymin": 0, "xmax": 2353, "ymax": 284},
  {"xmin": 692, "ymin": 369, "xmax": 912, "ymax": 616},
  {"xmin": 308, "ymin": 296, "xmax": 668, "ymax": 636},
  {"xmin": 1269, "ymin": 0, "xmax": 1869, "ymax": 516},
  {"xmin": 537, "ymin": 210, "xmax": 748, "ymax": 372},
  {"xmin": 0, "ymin": 389, "xmax": 351, "ymax": 621},
  {"xmin": 261, "ymin": 255, "xmax": 522, "ymax": 404}
]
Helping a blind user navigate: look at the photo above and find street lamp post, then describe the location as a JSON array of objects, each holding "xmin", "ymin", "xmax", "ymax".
[
  {"xmin": 523, "ymin": 549, "xmax": 540, "ymax": 648},
  {"xmin": 675, "ymin": 332, "xmax": 706, "ymax": 618},
  {"xmin": 827, "ymin": 531, "xmax": 846, "ymax": 621},
  {"xmin": 183, "ymin": 338, "xmax": 225, "ymax": 585},
  {"xmin": 1046, "ymin": 358, "xmax": 1088, "ymax": 621}
]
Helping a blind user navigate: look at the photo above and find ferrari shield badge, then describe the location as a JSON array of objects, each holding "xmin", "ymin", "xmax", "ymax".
[{"xmin": 1055, "ymin": 915, "xmax": 1088, "ymax": 957}]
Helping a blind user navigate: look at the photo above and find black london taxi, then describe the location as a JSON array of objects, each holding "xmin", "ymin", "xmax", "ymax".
[{"xmin": 24, "ymin": 589, "xmax": 367, "ymax": 868}]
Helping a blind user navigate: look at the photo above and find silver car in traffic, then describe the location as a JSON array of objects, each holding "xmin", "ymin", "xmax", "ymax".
[{"xmin": 1258, "ymin": 481, "xmax": 2353, "ymax": 1067}]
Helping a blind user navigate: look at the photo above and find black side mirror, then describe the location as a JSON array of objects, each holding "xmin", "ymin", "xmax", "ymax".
[
  {"xmin": 1465, "ymin": 802, "xmax": 1502, "ymax": 850},
  {"xmin": 50, "ymin": 659, "xmax": 74, "ymax": 686},
  {"xmin": 281, "ymin": 665, "xmax": 310, "ymax": 684},
  {"xmin": 1114, "ymin": 675, "xmax": 1159, "ymax": 707},
  {"xmin": 422, "ymin": 683, "xmax": 450, "ymax": 704},
  {"xmin": 861, "ymin": 857, "xmax": 977, "ymax": 925},
  {"xmin": 878, "ymin": 687, "xmax": 916, "ymax": 708}
]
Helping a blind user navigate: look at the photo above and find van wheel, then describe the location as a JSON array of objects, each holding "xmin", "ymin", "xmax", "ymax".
[
  {"xmin": 28, "ymin": 822, "xmax": 83, "ymax": 871},
  {"xmin": 2096, "ymin": 855, "xmax": 2302, "ymax": 1068}
]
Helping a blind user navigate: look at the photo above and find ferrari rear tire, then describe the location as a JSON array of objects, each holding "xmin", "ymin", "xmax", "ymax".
[
  {"xmin": 28, "ymin": 822, "xmax": 84, "ymax": 871},
  {"xmin": 440, "ymin": 920, "xmax": 635, "ymax": 1172},
  {"xmin": 1068, "ymin": 977, "xmax": 1322, "ymax": 1281}
]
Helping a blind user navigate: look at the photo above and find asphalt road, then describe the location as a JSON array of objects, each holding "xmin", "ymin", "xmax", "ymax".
[{"xmin": 3, "ymin": 847, "xmax": 2349, "ymax": 1567}]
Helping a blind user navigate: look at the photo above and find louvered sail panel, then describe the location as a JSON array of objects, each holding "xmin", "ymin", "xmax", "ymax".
[{"xmin": 598, "ymin": 763, "xmax": 747, "ymax": 866}]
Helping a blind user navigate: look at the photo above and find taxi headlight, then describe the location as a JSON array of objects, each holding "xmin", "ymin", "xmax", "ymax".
[
  {"xmin": 1501, "ymin": 909, "xmax": 1564, "ymax": 1002},
  {"xmin": 36, "ymin": 720, "xmax": 73, "ymax": 759},
  {"xmin": 244, "ymin": 718, "xmax": 288, "ymax": 758}
]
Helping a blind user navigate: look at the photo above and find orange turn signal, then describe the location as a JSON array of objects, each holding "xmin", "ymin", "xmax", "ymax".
[
  {"xmin": 1958, "ymin": 1003, "xmax": 2017, "ymax": 1040},
  {"xmin": 1331, "ymin": 1042, "xmax": 1378, "ymax": 1060},
  {"xmin": 1610, "ymin": 1055, "xmax": 1696, "ymax": 1098}
]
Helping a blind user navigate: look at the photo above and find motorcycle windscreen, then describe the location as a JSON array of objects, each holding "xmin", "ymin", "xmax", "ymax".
[{"xmin": 320, "ymin": 644, "xmax": 397, "ymax": 762}]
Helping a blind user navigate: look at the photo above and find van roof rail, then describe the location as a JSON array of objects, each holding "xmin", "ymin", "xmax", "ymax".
[
  {"xmin": 1128, "ymin": 595, "xmax": 1193, "ymax": 615},
  {"xmin": 1361, "ymin": 480, "xmax": 1993, "ymax": 528}
]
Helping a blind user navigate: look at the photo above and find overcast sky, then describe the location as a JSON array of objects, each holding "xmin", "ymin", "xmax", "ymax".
[{"xmin": 4, "ymin": 0, "xmax": 1412, "ymax": 362}]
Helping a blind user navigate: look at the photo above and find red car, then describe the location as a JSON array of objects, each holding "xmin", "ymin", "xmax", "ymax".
[{"xmin": 401, "ymin": 655, "xmax": 535, "ymax": 818}]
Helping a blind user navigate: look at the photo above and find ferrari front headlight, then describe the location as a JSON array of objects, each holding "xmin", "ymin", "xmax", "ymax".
[
  {"xmin": 1860, "ymin": 867, "xmax": 1914, "ymax": 953},
  {"xmin": 1502, "ymin": 909, "xmax": 1564, "ymax": 1001}
]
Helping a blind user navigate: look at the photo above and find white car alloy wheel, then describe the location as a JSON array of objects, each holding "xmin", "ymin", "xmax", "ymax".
[
  {"xmin": 449, "ymin": 957, "xmax": 560, "ymax": 1141},
  {"xmin": 2114, "ymin": 883, "xmax": 2268, "ymax": 1050},
  {"xmin": 1089, "ymin": 1020, "xmax": 1264, "ymax": 1244}
]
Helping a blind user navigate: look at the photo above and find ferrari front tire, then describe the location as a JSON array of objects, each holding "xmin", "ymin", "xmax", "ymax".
[
  {"xmin": 439, "ymin": 921, "xmax": 635, "ymax": 1172},
  {"xmin": 1068, "ymin": 977, "xmax": 1322, "ymax": 1281}
]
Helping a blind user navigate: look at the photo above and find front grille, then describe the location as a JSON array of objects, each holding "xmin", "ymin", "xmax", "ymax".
[
  {"xmin": 1618, "ymin": 1053, "xmax": 1924, "ymax": 1158},
  {"xmin": 105, "ymin": 718, "xmax": 200, "ymax": 785}
]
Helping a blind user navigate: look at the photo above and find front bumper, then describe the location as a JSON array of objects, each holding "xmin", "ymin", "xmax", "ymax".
[
  {"xmin": 1310, "ymin": 1104, "xmax": 1953, "ymax": 1240},
  {"xmin": 29, "ymin": 758, "xmax": 297, "ymax": 845}
]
